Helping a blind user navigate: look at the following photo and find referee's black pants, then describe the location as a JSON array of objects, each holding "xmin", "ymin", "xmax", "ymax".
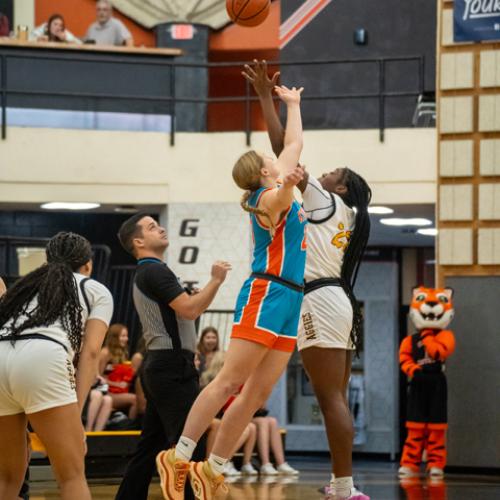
[{"xmin": 115, "ymin": 350, "xmax": 206, "ymax": 500}]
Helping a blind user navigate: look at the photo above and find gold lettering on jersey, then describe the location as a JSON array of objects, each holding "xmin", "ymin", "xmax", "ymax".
[
  {"xmin": 331, "ymin": 222, "xmax": 352, "ymax": 251},
  {"xmin": 302, "ymin": 312, "xmax": 316, "ymax": 340}
]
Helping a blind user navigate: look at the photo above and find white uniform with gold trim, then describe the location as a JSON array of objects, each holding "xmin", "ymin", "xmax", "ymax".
[{"xmin": 297, "ymin": 175, "xmax": 356, "ymax": 351}]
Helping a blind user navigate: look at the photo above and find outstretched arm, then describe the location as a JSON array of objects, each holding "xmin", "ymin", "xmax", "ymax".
[
  {"xmin": 242, "ymin": 60, "xmax": 285, "ymax": 157},
  {"xmin": 273, "ymin": 85, "xmax": 303, "ymax": 178},
  {"xmin": 243, "ymin": 60, "xmax": 309, "ymax": 192}
]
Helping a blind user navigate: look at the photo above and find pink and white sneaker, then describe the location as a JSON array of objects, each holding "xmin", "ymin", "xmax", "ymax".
[{"xmin": 323, "ymin": 486, "xmax": 370, "ymax": 499}]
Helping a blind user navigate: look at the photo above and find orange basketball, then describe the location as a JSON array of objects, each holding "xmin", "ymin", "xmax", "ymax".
[{"xmin": 226, "ymin": 0, "xmax": 271, "ymax": 27}]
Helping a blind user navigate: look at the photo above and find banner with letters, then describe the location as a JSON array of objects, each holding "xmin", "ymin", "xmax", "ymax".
[
  {"xmin": 166, "ymin": 203, "xmax": 252, "ymax": 344},
  {"xmin": 454, "ymin": 0, "xmax": 500, "ymax": 42}
]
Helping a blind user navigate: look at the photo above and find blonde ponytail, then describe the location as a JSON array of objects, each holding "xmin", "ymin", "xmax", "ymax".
[
  {"xmin": 240, "ymin": 190, "xmax": 276, "ymax": 234},
  {"xmin": 233, "ymin": 150, "xmax": 276, "ymax": 234}
]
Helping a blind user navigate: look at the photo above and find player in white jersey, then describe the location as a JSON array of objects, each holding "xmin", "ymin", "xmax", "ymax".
[
  {"xmin": 244, "ymin": 61, "xmax": 372, "ymax": 500},
  {"xmin": 0, "ymin": 232, "xmax": 114, "ymax": 500}
]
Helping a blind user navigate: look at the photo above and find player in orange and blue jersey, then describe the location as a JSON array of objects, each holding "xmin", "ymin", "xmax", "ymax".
[
  {"xmin": 157, "ymin": 84, "xmax": 306, "ymax": 500},
  {"xmin": 231, "ymin": 184, "xmax": 307, "ymax": 352}
]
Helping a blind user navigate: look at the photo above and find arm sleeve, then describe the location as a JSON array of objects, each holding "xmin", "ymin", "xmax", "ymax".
[
  {"xmin": 86, "ymin": 280, "xmax": 114, "ymax": 326},
  {"xmin": 116, "ymin": 19, "xmax": 132, "ymax": 43},
  {"xmin": 65, "ymin": 30, "xmax": 82, "ymax": 44},
  {"xmin": 31, "ymin": 24, "xmax": 46, "ymax": 39},
  {"xmin": 399, "ymin": 336, "xmax": 420, "ymax": 376},
  {"xmin": 422, "ymin": 329, "xmax": 456, "ymax": 361},
  {"xmin": 302, "ymin": 175, "xmax": 336, "ymax": 221},
  {"xmin": 145, "ymin": 265, "xmax": 186, "ymax": 305}
]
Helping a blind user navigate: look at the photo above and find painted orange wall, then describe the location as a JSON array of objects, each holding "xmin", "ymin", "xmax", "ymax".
[
  {"xmin": 207, "ymin": 1, "xmax": 280, "ymax": 131},
  {"xmin": 35, "ymin": 0, "xmax": 155, "ymax": 47},
  {"xmin": 209, "ymin": 0, "xmax": 280, "ymax": 52}
]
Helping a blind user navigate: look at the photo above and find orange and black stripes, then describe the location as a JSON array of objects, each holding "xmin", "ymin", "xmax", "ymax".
[{"xmin": 421, "ymin": 329, "xmax": 455, "ymax": 361}]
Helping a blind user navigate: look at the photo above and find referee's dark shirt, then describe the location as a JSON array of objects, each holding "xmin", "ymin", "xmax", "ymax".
[{"xmin": 133, "ymin": 258, "xmax": 197, "ymax": 352}]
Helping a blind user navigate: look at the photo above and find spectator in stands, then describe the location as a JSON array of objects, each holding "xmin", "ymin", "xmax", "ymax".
[
  {"xmin": 252, "ymin": 409, "xmax": 299, "ymax": 476},
  {"xmin": 130, "ymin": 339, "xmax": 147, "ymax": 421},
  {"xmin": 31, "ymin": 14, "xmax": 81, "ymax": 44},
  {"xmin": 0, "ymin": 12, "xmax": 10, "ymax": 37},
  {"xmin": 84, "ymin": 378, "xmax": 113, "ymax": 431},
  {"xmin": 202, "ymin": 352, "xmax": 258, "ymax": 476},
  {"xmin": 84, "ymin": 0, "xmax": 133, "ymax": 47},
  {"xmin": 99, "ymin": 323, "xmax": 138, "ymax": 421},
  {"xmin": 197, "ymin": 326, "xmax": 220, "ymax": 375}
]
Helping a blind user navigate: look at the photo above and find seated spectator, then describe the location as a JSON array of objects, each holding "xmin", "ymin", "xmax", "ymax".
[
  {"xmin": 99, "ymin": 323, "xmax": 138, "ymax": 421},
  {"xmin": 203, "ymin": 352, "xmax": 259, "ymax": 476},
  {"xmin": 0, "ymin": 12, "xmax": 10, "ymax": 37},
  {"xmin": 84, "ymin": 378, "xmax": 113, "ymax": 431},
  {"xmin": 31, "ymin": 14, "xmax": 81, "ymax": 44},
  {"xmin": 197, "ymin": 326, "xmax": 220, "ymax": 375},
  {"xmin": 84, "ymin": 0, "xmax": 133, "ymax": 47},
  {"xmin": 200, "ymin": 350, "xmax": 225, "ymax": 388},
  {"xmin": 253, "ymin": 409, "xmax": 299, "ymax": 476},
  {"xmin": 207, "ymin": 418, "xmax": 257, "ymax": 477},
  {"xmin": 130, "ymin": 339, "xmax": 147, "ymax": 420}
]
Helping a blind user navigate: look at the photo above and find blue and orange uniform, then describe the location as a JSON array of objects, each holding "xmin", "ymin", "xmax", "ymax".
[{"xmin": 232, "ymin": 187, "xmax": 307, "ymax": 352}]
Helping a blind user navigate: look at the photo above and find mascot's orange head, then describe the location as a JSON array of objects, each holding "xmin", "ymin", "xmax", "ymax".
[{"xmin": 409, "ymin": 286, "xmax": 454, "ymax": 331}]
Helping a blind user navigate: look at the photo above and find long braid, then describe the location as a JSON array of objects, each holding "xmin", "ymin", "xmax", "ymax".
[
  {"xmin": 234, "ymin": 150, "xmax": 277, "ymax": 235},
  {"xmin": 340, "ymin": 168, "xmax": 372, "ymax": 356},
  {"xmin": 0, "ymin": 232, "xmax": 92, "ymax": 352},
  {"xmin": 241, "ymin": 190, "xmax": 276, "ymax": 234}
]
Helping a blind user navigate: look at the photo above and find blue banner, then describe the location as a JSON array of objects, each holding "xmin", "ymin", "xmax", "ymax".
[{"xmin": 454, "ymin": 0, "xmax": 500, "ymax": 42}]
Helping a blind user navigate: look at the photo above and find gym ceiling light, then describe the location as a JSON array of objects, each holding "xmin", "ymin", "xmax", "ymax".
[
  {"xmin": 380, "ymin": 218, "xmax": 432, "ymax": 227},
  {"xmin": 368, "ymin": 206, "xmax": 394, "ymax": 215},
  {"xmin": 41, "ymin": 202, "xmax": 101, "ymax": 210}
]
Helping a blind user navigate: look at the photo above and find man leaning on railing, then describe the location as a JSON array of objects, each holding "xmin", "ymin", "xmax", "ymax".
[{"xmin": 84, "ymin": 0, "xmax": 134, "ymax": 47}]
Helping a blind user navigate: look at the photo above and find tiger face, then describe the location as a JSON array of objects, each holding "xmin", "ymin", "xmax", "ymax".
[{"xmin": 409, "ymin": 286, "xmax": 454, "ymax": 331}]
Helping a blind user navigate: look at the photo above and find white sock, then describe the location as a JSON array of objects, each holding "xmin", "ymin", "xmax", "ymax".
[
  {"xmin": 335, "ymin": 476, "xmax": 354, "ymax": 498},
  {"xmin": 208, "ymin": 453, "xmax": 227, "ymax": 476},
  {"xmin": 175, "ymin": 436, "xmax": 197, "ymax": 461},
  {"xmin": 330, "ymin": 473, "xmax": 336, "ymax": 491}
]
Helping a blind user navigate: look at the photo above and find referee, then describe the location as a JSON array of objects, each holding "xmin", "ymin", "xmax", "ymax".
[{"xmin": 115, "ymin": 213, "xmax": 231, "ymax": 500}]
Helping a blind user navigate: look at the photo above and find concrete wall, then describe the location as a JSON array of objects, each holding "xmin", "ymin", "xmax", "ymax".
[{"xmin": 0, "ymin": 127, "xmax": 436, "ymax": 206}]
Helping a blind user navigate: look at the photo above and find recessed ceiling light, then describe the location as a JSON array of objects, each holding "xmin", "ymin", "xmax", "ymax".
[
  {"xmin": 41, "ymin": 202, "xmax": 100, "ymax": 210},
  {"xmin": 114, "ymin": 205, "xmax": 139, "ymax": 214},
  {"xmin": 368, "ymin": 206, "xmax": 394, "ymax": 215},
  {"xmin": 417, "ymin": 228, "xmax": 438, "ymax": 236},
  {"xmin": 380, "ymin": 217, "xmax": 432, "ymax": 227}
]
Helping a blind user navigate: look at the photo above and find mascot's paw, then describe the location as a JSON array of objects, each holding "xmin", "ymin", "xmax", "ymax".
[
  {"xmin": 428, "ymin": 467, "xmax": 444, "ymax": 478},
  {"xmin": 398, "ymin": 466, "xmax": 419, "ymax": 478}
]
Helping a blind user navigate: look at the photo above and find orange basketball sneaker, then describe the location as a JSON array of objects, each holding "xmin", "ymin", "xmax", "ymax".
[
  {"xmin": 156, "ymin": 449, "xmax": 190, "ymax": 500},
  {"xmin": 189, "ymin": 461, "xmax": 229, "ymax": 500}
]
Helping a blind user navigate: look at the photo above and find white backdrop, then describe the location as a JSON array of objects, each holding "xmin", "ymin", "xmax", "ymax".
[{"xmin": 166, "ymin": 203, "xmax": 252, "ymax": 344}]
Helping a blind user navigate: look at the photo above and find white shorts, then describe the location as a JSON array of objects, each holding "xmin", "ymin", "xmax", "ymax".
[
  {"xmin": 297, "ymin": 285, "xmax": 354, "ymax": 351},
  {"xmin": 0, "ymin": 338, "xmax": 77, "ymax": 416}
]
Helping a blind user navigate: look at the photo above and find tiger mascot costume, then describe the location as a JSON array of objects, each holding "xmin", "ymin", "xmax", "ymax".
[{"xmin": 398, "ymin": 287, "xmax": 456, "ymax": 478}]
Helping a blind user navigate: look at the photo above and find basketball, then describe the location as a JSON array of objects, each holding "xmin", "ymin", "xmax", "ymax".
[{"xmin": 226, "ymin": 0, "xmax": 271, "ymax": 27}]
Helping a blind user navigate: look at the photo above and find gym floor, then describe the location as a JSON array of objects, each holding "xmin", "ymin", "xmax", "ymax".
[{"xmin": 28, "ymin": 458, "xmax": 500, "ymax": 499}]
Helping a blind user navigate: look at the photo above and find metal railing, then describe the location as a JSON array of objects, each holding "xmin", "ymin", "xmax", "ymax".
[
  {"xmin": 0, "ymin": 236, "xmax": 111, "ymax": 284},
  {"xmin": 0, "ymin": 49, "xmax": 425, "ymax": 143}
]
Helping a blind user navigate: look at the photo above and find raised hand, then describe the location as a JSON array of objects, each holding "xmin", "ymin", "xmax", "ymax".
[
  {"xmin": 211, "ymin": 261, "xmax": 232, "ymax": 284},
  {"xmin": 282, "ymin": 165, "xmax": 304, "ymax": 187},
  {"xmin": 242, "ymin": 59, "xmax": 280, "ymax": 97},
  {"xmin": 274, "ymin": 85, "xmax": 303, "ymax": 106}
]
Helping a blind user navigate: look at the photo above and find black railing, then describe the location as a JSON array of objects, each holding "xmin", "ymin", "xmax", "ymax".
[
  {"xmin": 0, "ymin": 236, "xmax": 111, "ymax": 286},
  {"xmin": 0, "ymin": 49, "xmax": 425, "ymax": 143}
]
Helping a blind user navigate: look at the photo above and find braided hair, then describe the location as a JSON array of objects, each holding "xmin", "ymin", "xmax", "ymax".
[
  {"xmin": 0, "ymin": 232, "xmax": 92, "ymax": 352},
  {"xmin": 339, "ymin": 168, "xmax": 372, "ymax": 355},
  {"xmin": 233, "ymin": 150, "xmax": 276, "ymax": 233}
]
